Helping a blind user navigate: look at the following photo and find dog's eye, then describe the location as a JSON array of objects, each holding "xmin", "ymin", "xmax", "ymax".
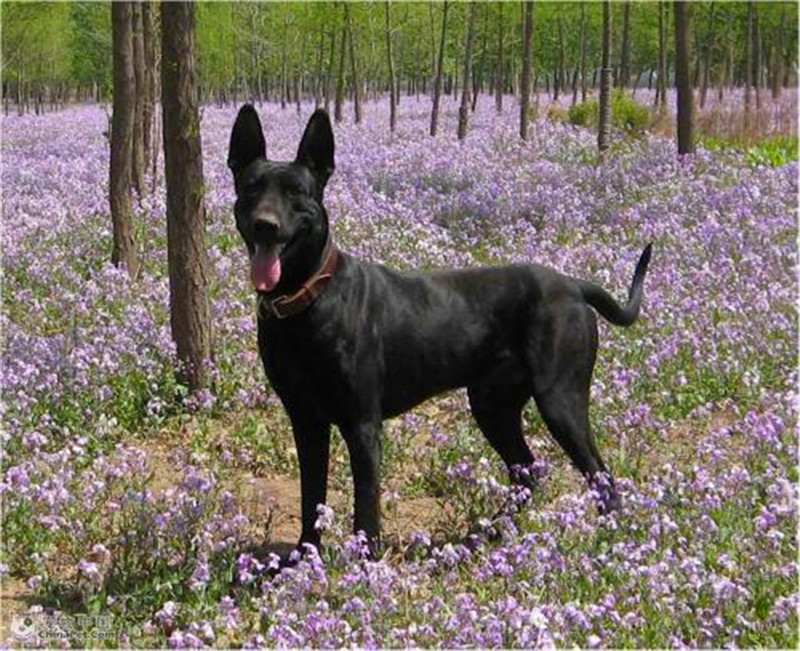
[{"xmin": 243, "ymin": 179, "xmax": 261, "ymax": 196}]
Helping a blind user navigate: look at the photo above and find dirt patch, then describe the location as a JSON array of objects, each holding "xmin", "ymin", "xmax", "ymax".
[{"xmin": 0, "ymin": 577, "xmax": 35, "ymax": 645}]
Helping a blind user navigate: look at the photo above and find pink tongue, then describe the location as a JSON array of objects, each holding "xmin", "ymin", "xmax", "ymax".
[{"xmin": 251, "ymin": 245, "xmax": 281, "ymax": 292}]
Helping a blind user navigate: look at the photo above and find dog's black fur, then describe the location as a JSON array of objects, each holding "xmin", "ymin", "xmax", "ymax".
[{"xmin": 228, "ymin": 105, "xmax": 652, "ymax": 552}]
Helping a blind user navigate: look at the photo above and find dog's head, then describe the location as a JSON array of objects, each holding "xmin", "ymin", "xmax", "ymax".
[{"xmin": 228, "ymin": 105, "xmax": 335, "ymax": 294}]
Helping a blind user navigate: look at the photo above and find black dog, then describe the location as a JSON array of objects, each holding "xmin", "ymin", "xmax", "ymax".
[{"xmin": 227, "ymin": 105, "xmax": 652, "ymax": 552}]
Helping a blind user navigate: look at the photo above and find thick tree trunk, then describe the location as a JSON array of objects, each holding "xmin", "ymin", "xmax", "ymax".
[
  {"xmin": 457, "ymin": 2, "xmax": 478, "ymax": 140},
  {"xmin": 520, "ymin": 0, "xmax": 534, "ymax": 140},
  {"xmin": 430, "ymin": 1, "xmax": 449, "ymax": 136},
  {"xmin": 619, "ymin": 2, "xmax": 631, "ymax": 89},
  {"xmin": 495, "ymin": 2, "xmax": 503, "ymax": 113},
  {"xmin": 110, "ymin": 2, "xmax": 139, "ymax": 278},
  {"xmin": 344, "ymin": 4, "xmax": 362, "ymax": 124},
  {"xmin": 131, "ymin": 2, "xmax": 146, "ymax": 197},
  {"xmin": 598, "ymin": 1, "xmax": 612, "ymax": 153},
  {"xmin": 161, "ymin": 0, "xmax": 212, "ymax": 391},
  {"xmin": 674, "ymin": 1, "xmax": 694, "ymax": 154},
  {"xmin": 385, "ymin": 2, "xmax": 397, "ymax": 132}
]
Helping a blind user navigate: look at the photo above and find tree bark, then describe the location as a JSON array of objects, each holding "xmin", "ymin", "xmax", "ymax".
[
  {"xmin": 745, "ymin": 1, "xmax": 753, "ymax": 130},
  {"xmin": 554, "ymin": 16, "xmax": 564, "ymax": 101},
  {"xmin": 430, "ymin": 1, "xmax": 449, "ymax": 136},
  {"xmin": 472, "ymin": 2, "xmax": 489, "ymax": 113},
  {"xmin": 458, "ymin": 2, "xmax": 478, "ymax": 140},
  {"xmin": 520, "ymin": 1, "xmax": 534, "ymax": 140},
  {"xmin": 579, "ymin": 2, "xmax": 589, "ymax": 103},
  {"xmin": 161, "ymin": 0, "xmax": 212, "ymax": 391},
  {"xmin": 142, "ymin": 1, "xmax": 156, "ymax": 179},
  {"xmin": 324, "ymin": 28, "xmax": 336, "ymax": 112},
  {"xmin": 385, "ymin": 2, "xmax": 397, "ymax": 132},
  {"xmin": 619, "ymin": 2, "xmax": 631, "ymax": 89},
  {"xmin": 753, "ymin": 3, "xmax": 761, "ymax": 110},
  {"xmin": 699, "ymin": 1, "xmax": 716, "ymax": 109},
  {"xmin": 334, "ymin": 20, "xmax": 346, "ymax": 123},
  {"xmin": 110, "ymin": 2, "xmax": 139, "ymax": 278},
  {"xmin": 598, "ymin": 1, "xmax": 612, "ymax": 153},
  {"xmin": 674, "ymin": 1, "xmax": 694, "ymax": 154},
  {"xmin": 344, "ymin": 3, "xmax": 362, "ymax": 124},
  {"xmin": 131, "ymin": 2, "xmax": 146, "ymax": 197},
  {"xmin": 495, "ymin": 2, "xmax": 503, "ymax": 113},
  {"xmin": 772, "ymin": 5, "xmax": 785, "ymax": 101},
  {"xmin": 657, "ymin": 1, "xmax": 667, "ymax": 108}
]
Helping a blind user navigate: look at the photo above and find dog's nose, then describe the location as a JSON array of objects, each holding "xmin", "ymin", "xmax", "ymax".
[{"xmin": 253, "ymin": 214, "xmax": 279, "ymax": 240}]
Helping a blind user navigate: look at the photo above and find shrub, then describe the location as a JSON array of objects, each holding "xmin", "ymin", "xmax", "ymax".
[{"xmin": 568, "ymin": 91, "xmax": 650, "ymax": 134}]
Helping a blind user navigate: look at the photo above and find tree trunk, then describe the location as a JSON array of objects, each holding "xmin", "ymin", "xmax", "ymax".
[
  {"xmin": 657, "ymin": 1, "xmax": 667, "ymax": 109},
  {"xmin": 472, "ymin": 2, "xmax": 489, "ymax": 113},
  {"xmin": 699, "ymin": 1, "xmax": 716, "ymax": 109},
  {"xmin": 745, "ymin": 1, "xmax": 753, "ymax": 129},
  {"xmin": 324, "ymin": 28, "xmax": 336, "ymax": 112},
  {"xmin": 430, "ymin": 1, "xmax": 449, "ymax": 136},
  {"xmin": 142, "ymin": 1, "xmax": 156, "ymax": 178},
  {"xmin": 495, "ymin": 2, "xmax": 503, "ymax": 113},
  {"xmin": 520, "ymin": 0, "xmax": 534, "ymax": 140},
  {"xmin": 131, "ymin": 2, "xmax": 146, "ymax": 197},
  {"xmin": 674, "ymin": 1, "xmax": 694, "ymax": 154},
  {"xmin": 598, "ymin": 1, "xmax": 612, "ymax": 153},
  {"xmin": 344, "ymin": 3, "xmax": 362, "ymax": 124},
  {"xmin": 753, "ymin": 3, "xmax": 761, "ymax": 110},
  {"xmin": 772, "ymin": 5, "xmax": 785, "ymax": 101},
  {"xmin": 579, "ymin": 2, "xmax": 589, "ymax": 103},
  {"xmin": 161, "ymin": 0, "xmax": 212, "ymax": 391},
  {"xmin": 281, "ymin": 18, "xmax": 288, "ymax": 110},
  {"xmin": 385, "ymin": 2, "xmax": 397, "ymax": 132},
  {"xmin": 554, "ymin": 16, "xmax": 564, "ymax": 101},
  {"xmin": 110, "ymin": 2, "xmax": 139, "ymax": 278},
  {"xmin": 334, "ymin": 20, "xmax": 346, "ymax": 123},
  {"xmin": 457, "ymin": 2, "xmax": 478, "ymax": 140},
  {"xmin": 619, "ymin": 2, "xmax": 631, "ymax": 89}
]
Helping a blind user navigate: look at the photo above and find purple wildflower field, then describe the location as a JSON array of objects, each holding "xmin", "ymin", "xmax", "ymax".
[{"xmin": 1, "ymin": 93, "xmax": 798, "ymax": 648}]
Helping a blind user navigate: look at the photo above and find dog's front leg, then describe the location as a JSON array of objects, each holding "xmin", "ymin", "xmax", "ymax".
[
  {"xmin": 340, "ymin": 420, "xmax": 382, "ymax": 550},
  {"xmin": 288, "ymin": 411, "xmax": 331, "ymax": 549}
]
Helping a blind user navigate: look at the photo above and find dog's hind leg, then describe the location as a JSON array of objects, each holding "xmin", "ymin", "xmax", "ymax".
[
  {"xmin": 467, "ymin": 382, "xmax": 536, "ymax": 492},
  {"xmin": 528, "ymin": 306, "xmax": 621, "ymax": 513}
]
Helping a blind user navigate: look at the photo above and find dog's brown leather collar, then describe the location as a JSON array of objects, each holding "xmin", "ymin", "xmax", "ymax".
[{"xmin": 259, "ymin": 234, "xmax": 340, "ymax": 320}]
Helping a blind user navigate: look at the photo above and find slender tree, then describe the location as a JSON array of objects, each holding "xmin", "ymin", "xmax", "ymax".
[
  {"xmin": 657, "ymin": 1, "xmax": 667, "ymax": 109},
  {"xmin": 520, "ymin": 1, "xmax": 534, "ymax": 140},
  {"xmin": 131, "ymin": 2, "xmax": 146, "ymax": 196},
  {"xmin": 472, "ymin": 2, "xmax": 489, "ymax": 113},
  {"xmin": 744, "ymin": 1, "xmax": 753, "ymax": 130},
  {"xmin": 385, "ymin": 2, "xmax": 397, "ymax": 132},
  {"xmin": 580, "ymin": 3, "xmax": 589, "ymax": 103},
  {"xmin": 142, "ymin": 1, "xmax": 156, "ymax": 178},
  {"xmin": 457, "ymin": 2, "xmax": 478, "ymax": 140},
  {"xmin": 430, "ymin": 1, "xmax": 449, "ymax": 136},
  {"xmin": 753, "ymin": 2, "xmax": 761, "ymax": 110},
  {"xmin": 334, "ymin": 20, "xmax": 346, "ymax": 123},
  {"xmin": 494, "ymin": 2, "xmax": 503, "ymax": 113},
  {"xmin": 619, "ymin": 2, "xmax": 632, "ymax": 89},
  {"xmin": 598, "ymin": 1, "xmax": 612, "ymax": 153},
  {"xmin": 674, "ymin": 1, "xmax": 694, "ymax": 154},
  {"xmin": 699, "ymin": 1, "xmax": 716, "ymax": 109},
  {"xmin": 109, "ymin": 2, "xmax": 138, "ymax": 278},
  {"xmin": 344, "ymin": 3, "xmax": 361, "ymax": 124},
  {"xmin": 161, "ymin": 0, "xmax": 212, "ymax": 391}
]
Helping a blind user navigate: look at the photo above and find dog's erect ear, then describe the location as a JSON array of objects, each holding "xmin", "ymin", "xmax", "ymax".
[
  {"xmin": 295, "ymin": 109, "xmax": 335, "ymax": 189},
  {"xmin": 228, "ymin": 104, "xmax": 266, "ymax": 175}
]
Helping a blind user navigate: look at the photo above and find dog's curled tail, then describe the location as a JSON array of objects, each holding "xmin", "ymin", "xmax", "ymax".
[{"xmin": 577, "ymin": 243, "xmax": 653, "ymax": 327}]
